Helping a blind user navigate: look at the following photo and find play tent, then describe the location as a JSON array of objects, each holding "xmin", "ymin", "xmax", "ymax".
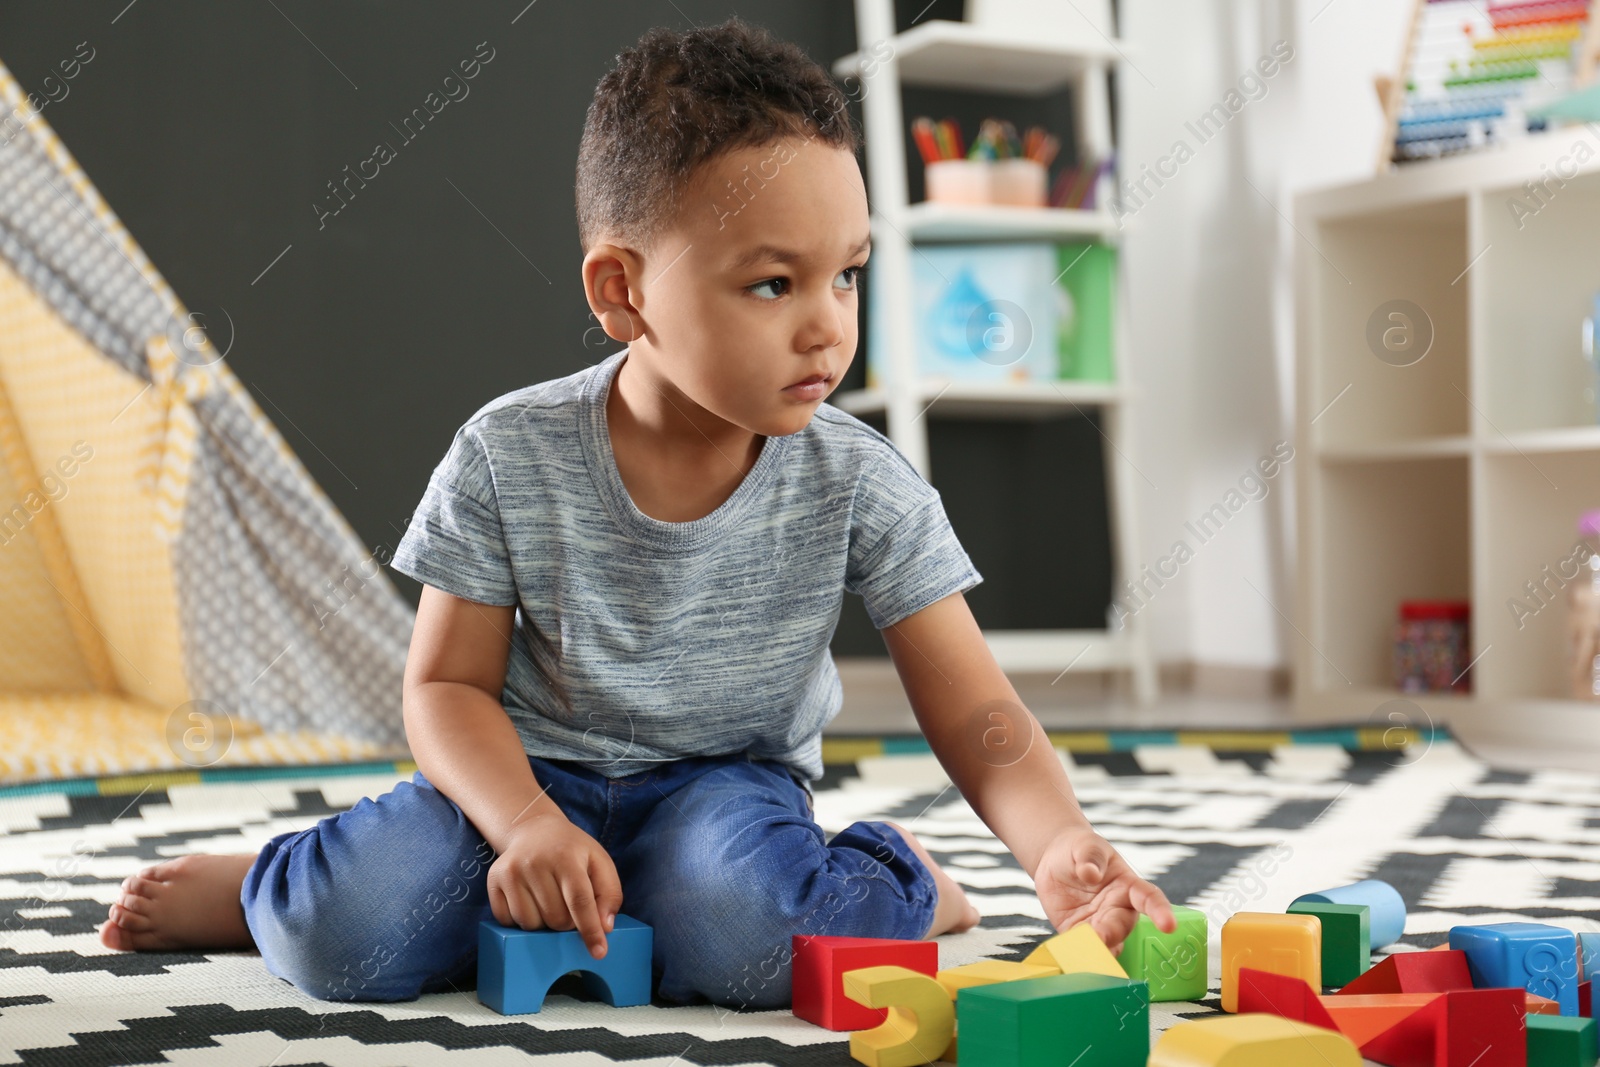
[{"xmin": 0, "ymin": 59, "xmax": 413, "ymax": 783}]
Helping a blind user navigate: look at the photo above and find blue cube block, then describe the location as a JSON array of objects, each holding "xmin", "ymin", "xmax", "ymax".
[
  {"xmin": 1449, "ymin": 922, "xmax": 1580, "ymax": 1016},
  {"xmin": 478, "ymin": 915, "xmax": 653, "ymax": 1015}
]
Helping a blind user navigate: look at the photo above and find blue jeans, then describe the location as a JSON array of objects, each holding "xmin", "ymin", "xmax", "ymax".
[{"xmin": 239, "ymin": 752, "xmax": 938, "ymax": 1010}]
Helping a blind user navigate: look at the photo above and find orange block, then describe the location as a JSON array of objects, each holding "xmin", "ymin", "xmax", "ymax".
[
  {"xmin": 1221, "ymin": 913, "xmax": 1322, "ymax": 1013},
  {"xmin": 1318, "ymin": 993, "xmax": 1441, "ymax": 1047},
  {"xmin": 1526, "ymin": 992, "xmax": 1560, "ymax": 1015}
]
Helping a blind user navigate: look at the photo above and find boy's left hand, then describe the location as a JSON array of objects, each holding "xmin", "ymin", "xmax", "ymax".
[{"xmin": 1032, "ymin": 826, "xmax": 1176, "ymax": 954}]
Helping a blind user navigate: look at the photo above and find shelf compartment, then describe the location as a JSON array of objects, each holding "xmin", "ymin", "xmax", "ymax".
[
  {"xmin": 1308, "ymin": 197, "xmax": 1471, "ymax": 450},
  {"xmin": 1478, "ymin": 451, "xmax": 1600, "ymax": 700},
  {"xmin": 1477, "ymin": 170, "xmax": 1600, "ymax": 434},
  {"xmin": 832, "ymin": 20, "xmax": 1124, "ymax": 95},
  {"xmin": 832, "ymin": 379, "xmax": 1122, "ymax": 420},
  {"xmin": 1312, "ymin": 456, "xmax": 1471, "ymax": 691}
]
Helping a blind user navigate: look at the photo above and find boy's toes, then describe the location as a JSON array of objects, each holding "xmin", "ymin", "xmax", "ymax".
[
  {"xmin": 109, "ymin": 902, "xmax": 153, "ymax": 931},
  {"xmin": 99, "ymin": 917, "xmax": 134, "ymax": 950}
]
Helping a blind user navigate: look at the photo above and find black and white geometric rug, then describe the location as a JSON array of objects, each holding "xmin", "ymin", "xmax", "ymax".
[{"xmin": 1, "ymin": 730, "xmax": 1596, "ymax": 1066}]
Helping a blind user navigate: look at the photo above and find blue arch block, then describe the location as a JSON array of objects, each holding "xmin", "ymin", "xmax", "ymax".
[
  {"xmin": 477, "ymin": 915, "xmax": 654, "ymax": 1015},
  {"xmin": 1290, "ymin": 880, "xmax": 1406, "ymax": 950}
]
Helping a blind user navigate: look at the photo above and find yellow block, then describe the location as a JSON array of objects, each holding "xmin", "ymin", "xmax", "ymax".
[
  {"xmin": 1022, "ymin": 923, "xmax": 1129, "ymax": 979},
  {"xmin": 1219, "ymin": 913, "xmax": 1321, "ymax": 1013},
  {"xmin": 843, "ymin": 966, "xmax": 955, "ymax": 1067},
  {"xmin": 933, "ymin": 960, "xmax": 1056, "ymax": 1062},
  {"xmin": 935, "ymin": 959, "xmax": 1056, "ymax": 996},
  {"xmin": 1149, "ymin": 1014, "xmax": 1360, "ymax": 1066}
]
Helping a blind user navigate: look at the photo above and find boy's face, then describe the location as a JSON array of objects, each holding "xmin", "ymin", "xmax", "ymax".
[{"xmin": 632, "ymin": 136, "xmax": 870, "ymax": 438}]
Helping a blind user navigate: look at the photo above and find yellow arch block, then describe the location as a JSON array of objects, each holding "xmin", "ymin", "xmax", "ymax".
[
  {"xmin": 843, "ymin": 965, "xmax": 956, "ymax": 1067},
  {"xmin": 1150, "ymin": 1014, "xmax": 1361, "ymax": 1067}
]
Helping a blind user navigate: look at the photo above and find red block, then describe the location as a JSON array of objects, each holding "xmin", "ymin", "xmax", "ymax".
[
  {"xmin": 1581, "ymin": 979, "xmax": 1593, "ymax": 1018},
  {"xmin": 790, "ymin": 935, "xmax": 938, "ymax": 1031},
  {"xmin": 1359, "ymin": 987, "xmax": 1526, "ymax": 1067},
  {"xmin": 1236, "ymin": 967, "xmax": 1338, "ymax": 1030},
  {"xmin": 1337, "ymin": 950, "xmax": 1475, "ymax": 996}
]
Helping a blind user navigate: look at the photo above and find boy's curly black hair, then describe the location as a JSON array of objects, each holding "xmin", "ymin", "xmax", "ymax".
[{"xmin": 576, "ymin": 16, "xmax": 860, "ymax": 255}]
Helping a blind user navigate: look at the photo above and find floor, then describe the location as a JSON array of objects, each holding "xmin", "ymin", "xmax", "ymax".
[{"xmin": 828, "ymin": 657, "xmax": 1582, "ymax": 772}]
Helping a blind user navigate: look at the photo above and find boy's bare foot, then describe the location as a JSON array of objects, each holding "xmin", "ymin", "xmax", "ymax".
[
  {"xmin": 98, "ymin": 853, "xmax": 258, "ymax": 952},
  {"xmin": 881, "ymin": 820, "xmax": 981, "ymax": 938}
]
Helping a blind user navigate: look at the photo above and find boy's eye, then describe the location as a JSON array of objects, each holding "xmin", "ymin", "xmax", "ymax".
[{"xmin": 746, "ymin": 266, "xmax": 867, "ymax": 301}]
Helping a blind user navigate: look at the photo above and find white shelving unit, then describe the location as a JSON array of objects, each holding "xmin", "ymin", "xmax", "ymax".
[
  {"xmin": 1294, "ymin": 124, "xmax": 1600, "ymax": 755},
  {"xmin": 833, "ymin": 1, "xmax": 1156, "ymax": 702}
]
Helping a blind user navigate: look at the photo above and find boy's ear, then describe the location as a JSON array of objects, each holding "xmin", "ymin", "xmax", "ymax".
[{"xmin": 582, "ymin": 242, "xmax": 645, "ymax": 344}]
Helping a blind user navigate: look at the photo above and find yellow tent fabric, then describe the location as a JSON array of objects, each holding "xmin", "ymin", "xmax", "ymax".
[{"xmin": 0, "ymin": 59, "xmax": 413, "ymax": 782}]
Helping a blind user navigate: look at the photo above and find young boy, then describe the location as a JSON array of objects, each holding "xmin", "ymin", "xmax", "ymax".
[{"xmin": 99, "ymin": 16, "xmax": 1173, "ymax": 1010}]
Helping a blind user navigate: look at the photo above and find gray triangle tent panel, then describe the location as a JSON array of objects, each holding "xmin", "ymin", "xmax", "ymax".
[{"xmin": 0, "ymin": 60, "xmax": 413, "ymax": 748}]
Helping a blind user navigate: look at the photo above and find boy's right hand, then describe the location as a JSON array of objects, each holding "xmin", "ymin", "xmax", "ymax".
[{"xmin": 486, "ymin": 809, "xmax": 624, "ymax": 959}]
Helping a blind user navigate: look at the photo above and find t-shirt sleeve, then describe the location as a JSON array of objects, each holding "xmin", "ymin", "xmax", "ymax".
[
  {"xmin": 390, "ymin": 423, "xmax": 519, "ymax": 607},
  {"xmin": 844, "ymin": 445, "xmax": 983, "ymax": 629}
]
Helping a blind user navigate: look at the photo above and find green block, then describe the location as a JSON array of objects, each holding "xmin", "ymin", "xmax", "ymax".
[
  {"xmin": 1527, "ymin": 1014, "xmax": 1598, "ymax": 1067},
  {"xmin": 1116, "ymin": 905, "xmax": 1208, "ymax": 1002},
  {"xmin": 957, "ymin": 972, "xmax": 1148, "ymax": 1067},
  {"xmin": 1287, "ymin": 901, "xmax": 1371, "ymax": 988}
]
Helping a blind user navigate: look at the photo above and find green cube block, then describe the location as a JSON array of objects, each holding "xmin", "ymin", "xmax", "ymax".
[
  {"xmin": 1287, "ymin": 901, "xmax": 1371, "ymax": 988},
  {"xmin": 1116, "ymin": 905, "xmax": 1208, "ymax": 1002},
  {"xmin": 1527, "ymin": 1014, "xmax": 1598, "ymax": 1067},
  {"xmin": 956, "ymin": 972, "xmax": 1148, "ymax": 1067}
]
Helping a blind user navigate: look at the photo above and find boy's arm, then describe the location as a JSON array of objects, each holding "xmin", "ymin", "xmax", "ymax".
[
  {"xmin": 881, "ymin": 590, "xmax": 1175, "ymax": 945},
  {"xmin": 403, "ymin": 584, "xmax": 569, "ymax": 854}
]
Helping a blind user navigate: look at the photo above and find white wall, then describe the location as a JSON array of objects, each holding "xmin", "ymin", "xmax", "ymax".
[{"xmin": 1118, "ymin": 0, "xmax": 1413, "ymax": 670}]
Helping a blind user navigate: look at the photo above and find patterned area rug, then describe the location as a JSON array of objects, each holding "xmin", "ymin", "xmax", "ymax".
[{"xmin": 0, "ymin": 728, "xmax": 1594, "ymax": 1066}]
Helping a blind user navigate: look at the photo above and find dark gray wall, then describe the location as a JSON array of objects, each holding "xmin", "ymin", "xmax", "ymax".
[{"xmin": 0, "ymin": 0, "xmax": 1111, "ymax": 657}]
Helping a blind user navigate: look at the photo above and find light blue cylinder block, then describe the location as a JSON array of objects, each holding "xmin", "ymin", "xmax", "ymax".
[{"xmin": 1290, "ymin": 879, "xmax": 1406, "ymax": 950}]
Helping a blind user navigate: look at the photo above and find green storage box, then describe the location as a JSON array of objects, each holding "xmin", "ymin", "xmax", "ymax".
[{"xmin": 1054, "ymin": 241, "xmax": 1116, "ymax": 381}]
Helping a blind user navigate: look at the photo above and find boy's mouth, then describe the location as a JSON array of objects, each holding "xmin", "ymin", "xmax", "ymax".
[{"xmin": 782, "ymin": 372, "xmax": 833, "ymax": 400}]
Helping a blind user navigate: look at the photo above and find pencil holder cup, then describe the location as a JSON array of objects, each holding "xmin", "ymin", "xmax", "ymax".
[
  {"xmin": 925, "ymin": 159, "xmax": 991, "ymax": 204},
  {"xmin": 989, "ymin": 158, "xmax": 1047, "ymax": 206}
]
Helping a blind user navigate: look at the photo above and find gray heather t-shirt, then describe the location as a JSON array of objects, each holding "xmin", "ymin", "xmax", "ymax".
[{"xmin": 389, "ymin": 347, "xmax": 982, "ymax": 783}]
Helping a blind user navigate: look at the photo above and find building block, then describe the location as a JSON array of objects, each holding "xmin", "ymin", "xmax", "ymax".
[
  {"xmin": 842, "ymin": 966, "xmax": 954, "ymax": 1067},
  {"xmin": 1147, "ymin": 1014, "xmax": 1362, "ymax": 1066},
  {"xmin": 1287, "ymin": 902, "xmax": 1371, "ymax": 988},
  {"xmin": 1451, "ymin": 923, "xmax": 1581, "ymax": 1017},
  {"xmin": 1234, "ymin": 968, "xmax": 1338, "ymax": 1030},
  {"xmin": 1582, "ymin": 934, "xmax": 1600, "ymax": 982},
  {"xmin": 1318, "ymin": 994, "xmax": 1442, "ymax": 1047},
  {"xmin": 1526, "ymin": 1014, "xmax": 1597, "ymax": 1067},
  {"xmin": 792, "ymin": 935, "xmax": 939, "ymax": 1031},
  {"xmin": 1581, "ymin": 981, "xmax": 1592, "ymax": 1019},
  {"xmin": 933, "ymin": 959, "xmax": 1055, "ymax": 1062},
  {"xmin": 1336, "ymin": 949, "xmax": 1475, "ymax": 996},
  {"xmin": 1290, "ymin": 880, "xmax": 1407, "ymax": 950},
  {"xmin": 1533, "ymin": 995, "xmax": 1564, "ymax": 1015},
  {"xmin": 936, "ymin": 960, "xmax": 1058, "ymax": 996},
  {"xmin": 1358, "ymin": 986, "xmax": 1526, "ymax": 1067},
  {"xmin": 1021, "ymin": 922, "xmax": 1129, "ymax": 979},
  {"xmin": 1221, "ymin": 913, "xmax": 1322, "ymax": 1013},
  {"xmin": 477, "ymin": 915, "xmax": 652, "ymax": 1015},
  {"xmin": 1118, "ymin": 905, "xmax": 1209, "ymax": 1002},
  {"xmin": 956, "ymin": 972, "xmax": 1148, "ymax": 1067}
]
